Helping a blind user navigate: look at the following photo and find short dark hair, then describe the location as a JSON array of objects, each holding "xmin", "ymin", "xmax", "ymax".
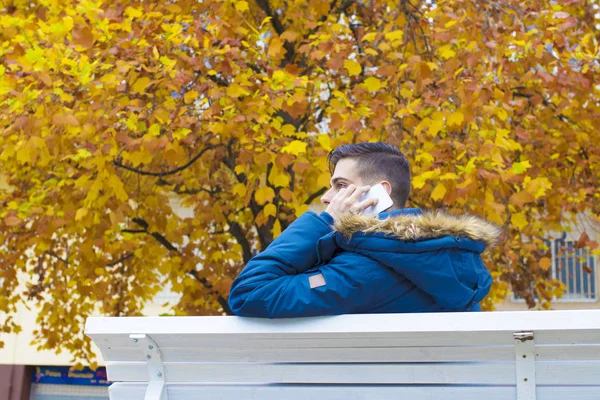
[{"xmin": 327, "ymin": 142, "xmax": 411, "ymax": 209}]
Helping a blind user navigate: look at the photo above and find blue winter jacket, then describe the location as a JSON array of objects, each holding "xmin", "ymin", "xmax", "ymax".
[{"xmin": 228, "ymin": 208, "xmax": 499, "ymax": 318}]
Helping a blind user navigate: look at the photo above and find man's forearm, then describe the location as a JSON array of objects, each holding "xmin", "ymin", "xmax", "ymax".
[{"xmin": 228, "ymin": 211, "xmax": 334, "ymax": 315}]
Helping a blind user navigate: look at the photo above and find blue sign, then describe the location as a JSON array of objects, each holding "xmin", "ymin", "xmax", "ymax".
[{"xmin": 33, "ymin": 366, "xmax": 110, "ymax": 386}]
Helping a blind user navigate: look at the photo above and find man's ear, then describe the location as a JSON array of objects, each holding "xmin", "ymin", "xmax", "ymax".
[{"xmin": 381, "ymin": 181, "xmax": 392, "ymax": 196}]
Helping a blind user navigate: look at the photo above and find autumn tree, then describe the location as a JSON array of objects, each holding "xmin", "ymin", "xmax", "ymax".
[{"xmin": 1, "ymin": 0, "xmax": 599, "ymax": 362}]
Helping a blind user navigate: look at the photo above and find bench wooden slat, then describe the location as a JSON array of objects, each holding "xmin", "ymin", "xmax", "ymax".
[
  {"xmin": 89, "ymin": 330, "xmax": 600, "ymax": 350},
  {"xmin": 109, "ymin": 383, "xmax": 600, "ymax": 400},
  {"xmin": 86, "ymin": 310, "xmax": 600, "ymax": 336},
  {"xmin": 98, "ymin": 344, "xmax": 600, "ymax": 363},
  {"xmin": 105, "ymin": 360, "xmax": 600, "ymax": 385}
]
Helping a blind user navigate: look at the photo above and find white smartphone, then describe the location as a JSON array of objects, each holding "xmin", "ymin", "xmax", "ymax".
[{"xmin": 359, "ymin": 183, "xmax": 394, "ymax": 216}]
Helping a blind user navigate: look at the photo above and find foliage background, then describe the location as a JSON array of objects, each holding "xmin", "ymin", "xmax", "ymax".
[{"xmin": 1, "ymin": 0, "xmax": 599, "ymax": 363}]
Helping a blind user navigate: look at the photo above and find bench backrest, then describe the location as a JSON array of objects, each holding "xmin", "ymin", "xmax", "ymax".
[{"xmin": 85, "ymin": 310, "xmax": 600, "ymax": 400}]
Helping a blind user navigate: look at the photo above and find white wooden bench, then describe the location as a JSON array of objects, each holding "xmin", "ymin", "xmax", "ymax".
[{"xmin": 85, "ymin": 310, "xmax": 600, "ymax": 400}]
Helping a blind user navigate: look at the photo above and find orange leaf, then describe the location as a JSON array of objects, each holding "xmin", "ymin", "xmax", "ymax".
[
  {"xmin": 72, "ymin": 26, "xmax": 95, "ymax": 49},
  {"xmin": 509, "ymin": 191, "xmax": 534, "ymax": 208},
  {"xmin": 539, "ymin": 257, "xmax": 552, "ymax": 271},
  {"xmin": 574, "ymin": 232, "xmax": 590, "ymax": 249},
  {"xmin": 4, "ymin": 215, "xmax": 22, "ymax": 227}
]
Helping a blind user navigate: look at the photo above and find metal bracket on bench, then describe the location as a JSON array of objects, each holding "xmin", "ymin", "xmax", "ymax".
[
  {"xmin": 513, "ymin": 332, "xmax": 536, "ymax": 400},
  {"xmin": 130, "ymin": 334, "xmax": 168, "ymax": 400}
]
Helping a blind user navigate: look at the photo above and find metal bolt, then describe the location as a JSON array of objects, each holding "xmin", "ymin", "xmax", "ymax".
[
  {"xmin": 146, "ymin": 355, "xmax": 152, "ymax": 359},
  {"xmin": 133, "ymin": 339, "xmax": 138, "ymax": 343},
  {"xmin": 149, "ymin": 345, "xmax": 154, "ymax": 350},
  {"xmin": 157, "ymin": 372, "xmax": 162, "ymax": 377},
  {"xmin": 522, "ymin": 355, "xmax": 527, "ymax": 358},
  {"xmin": 524, "ymin": 378, "xmax": 528, "ymax": 382}
]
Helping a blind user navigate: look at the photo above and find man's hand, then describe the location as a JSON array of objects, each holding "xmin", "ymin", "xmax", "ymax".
[{"xmin": 324, "ymin": 184, "xmax": 378, "ymax": 222}]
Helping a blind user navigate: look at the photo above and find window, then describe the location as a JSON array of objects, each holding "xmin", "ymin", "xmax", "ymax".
[
  {"xmin": 512, "ymin": 235, "xmax": 597, "ymax": 302},
  {"xmin": 552, "ymin": 238, "xmax": 597, "ymax": 301}
]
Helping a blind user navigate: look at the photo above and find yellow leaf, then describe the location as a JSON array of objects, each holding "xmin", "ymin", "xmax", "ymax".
[
  {"xmin": 397, "ymin": 88, "xmax": 411, "ymax": 100},
  {"xmin": 255, "ymin": 186, "xmax": 275, "ymax": 205},
  {"xmin": 362, "ymin": 32, "xmax": 377, "ymax": 42},
  {"xmin": 132, "ymin": 77, "xmax": 151, "ymax": 94},
  {"xmin": 496, "ymin": 108, "xmax": 508, "ymax": 121},
  {"xmin": 234, "ymin": 0, "xmax": 249, "ymax": 12},
  {"xmin": 148, "ymin": 124, "xmax": 161, "ymax": 137},
  {"xmin": 412, "ymin": 169, "xmax": 441, "ymax": 189},
  {"xmin": 75, "ymin": 208, "xmax": 88, "ymax": 221},
  {"xmin": 281, "ymin": 140, "xmax": 307, "ymax": 156},
  {"xmin": 108, "ymin": 175, "xmax": 128, "ymax": 201},
  {"xmin": 362, "ymin": 77, "xmax": 382, "ymax": 92},
  {"xmin": 438, "ymin": 44, "xmax": 456, "ymax": 59},
  {"xmin": 318, "ymin": 171, "xmax": 331, "ymax": 188},
  {"xmin": 428, "ymin": 119, "xmax": 444, "ymax": 137},
  {"xmin": 539, "ymin": 257, "xmax": 552, "ymax": 271},
  {"xmin": 263, "ymin": 203, "xmax": 277, "ymax": 218},
  {"xmin": 124, "ymin": 6, "xmax": 143, "ymax": 18},
  {"xmin": 94, "ymin": 267, "xmax": 105, "ymax": 276},
  {"xmin": 270, "ymin": 172, "xmax": 290, "ymax": 188},
  {"xmin": 295, "ymin": 204, "xmax": 309, "ymax": 217},
  {"xmin": 344, "ymin": 60, "xmax": 362, "ymax": 76},
  {"xmin": 440, "ymin": 173, "xmax": 459, "ymax": 181},
  {"xmin": 226, "ymin": 83, "xmax": 250, "ymax": 98},
  {"xmin": 272, "ymin": 219, "xmax": 282, "ymax": 237},
  {"xmin": 511, "ymin": 212, "xmax": 528, "ymax": 230},
  {"xmin": 184, "ymin": 90, "xmax": 198, "ymax": 104},
  {"xmin": 159, "ymin": 56, "xmax": 176, "ymax": 69},
  {"xmin": 447, "ymin": 112, "xmax": 464, "ymax": 127},
  {"xmin": 74, "ymin": 148, "xmax": 92, "ymax": 161},
  {"xmin": 317, "ymin": 134, "xmax": 332, "ymax": 151},
  {"xmin": 524, "ymin": 177, "xmax": 552, "ymax": 199},
  {"xmin": 384, "ymin": 30, "xmax": 404, "ymax": 42},
  {"xmin": 430, "ymin": 183, "xmax": 447, "ymax": 201},
  {"xmin": 233, "ymin": 183, "xmax": 247, "ymax": 197},
  {"xmin": 281, "ymin": 124, "xmax": 296, "ymax": 136},
  {"xmin": 173, "ymin": 128, "xmax": 191, "ymax": 140},
  {"xmin": 63, "ymin": 16, "xmax": 74, "ymax": 32},
  {"xmin": 129, "ymin": 152, "xmax": 143, "ymax": 167},
  {"xmin": 512, "ymin": 160, "xmax": 531, "ymax": 174},
  {"xmin": 16, "ymin": 144, "xmax": 32, "ymax": 164}
]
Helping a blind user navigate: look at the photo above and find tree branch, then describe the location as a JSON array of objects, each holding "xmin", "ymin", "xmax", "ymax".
[
  {"xmin": 106, "ymin": 253, "xmax": 134, "ymax": 267},
  {"xmin": 227, "ymin": 219, "xmax": 254, "ymax": 264},
  {"xmin": 255, "ymin": 0, "xmax": 298, "ymax": 65},
  {"xmin": 130, "ymin": 218, "xmax": 180, "ymax": 253},
  {"xmin": 113, "ymin": 144, "xmax": 222, "ymax": 177},
  {"xmin": 188, "ymin": 270, "xmax": 233, "ymax": 315},
  {"xmin": 44, "ymin": 251, "xmax": 68, "ymax": 265},
  {"xmin": 156, "ymin": 178, "xmax": 223, "ymax": 196},
  {"xmin": 304, "ymin": 187, "xmax": 327, "ymax": 205},
  {"xmin": 255, "ymin": 0, "xmax": 285, "ymax": 35}
]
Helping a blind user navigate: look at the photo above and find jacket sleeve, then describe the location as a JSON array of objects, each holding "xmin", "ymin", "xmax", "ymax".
[{"xmin": 228, "ymin": 211, "xmax": 377, "ymax": 318}]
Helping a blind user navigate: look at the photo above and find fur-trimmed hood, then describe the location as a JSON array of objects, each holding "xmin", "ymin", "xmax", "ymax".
[
  {"xmin": 335, "ymin": 210, "xmax": 501, "ymax": 247},
  {"xmin": 309, "ymin": 208, "xmax": 496, "ymax": 310}
]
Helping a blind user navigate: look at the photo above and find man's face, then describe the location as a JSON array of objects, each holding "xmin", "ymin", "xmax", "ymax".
[{"xmin": 320, "ymin": 158, "xmax": 365, "ymax": 205}]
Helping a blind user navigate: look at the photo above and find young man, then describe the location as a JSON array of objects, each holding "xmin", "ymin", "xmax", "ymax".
[{"xmin": 228, "ymin": 142, "xmax": 499, "ymax": 318}]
